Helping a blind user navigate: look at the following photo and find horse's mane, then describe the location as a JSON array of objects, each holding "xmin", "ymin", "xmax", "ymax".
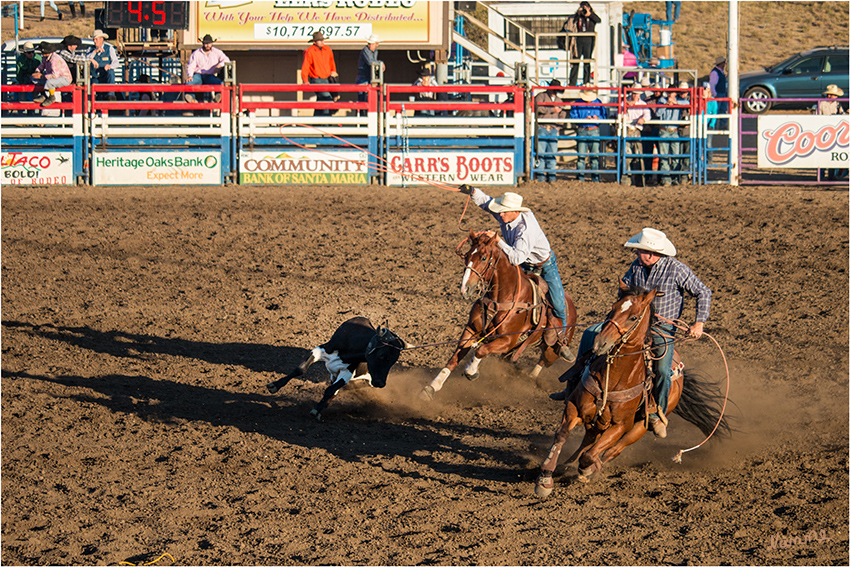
[{"xmin": 617, "ymin": 284, "xmax": 656, "ymax": 319}]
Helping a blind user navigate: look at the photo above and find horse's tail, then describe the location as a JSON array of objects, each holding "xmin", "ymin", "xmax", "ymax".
[{"xmin": 674, "ymin": 369, "xmax": 733, "ymax": 439}]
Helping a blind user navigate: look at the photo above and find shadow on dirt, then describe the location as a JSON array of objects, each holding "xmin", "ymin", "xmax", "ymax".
[{"xmin": 2, "ymin": 320, "xmax": 533, "ymax": 485}]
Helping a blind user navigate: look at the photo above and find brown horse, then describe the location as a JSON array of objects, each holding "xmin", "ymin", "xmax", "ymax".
[
  {"xmin": 534, "ymin": 283, "xmax": 730, "ymax": 497},
  {"xmin": 419, "ymin": 230, "xmax": 577, "ymax": 401}
]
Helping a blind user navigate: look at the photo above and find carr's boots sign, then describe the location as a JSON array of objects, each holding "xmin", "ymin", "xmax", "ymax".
[
  {"xmin": 93, "ymin": 152, "xmax": 222, "ymax": 185},
  {"xmin": 758, "ymin": 115, "xmax": 849, "ymax": 169},
  {"xmin": 386, "ymin": 151, "xmax": 516, "ymax": 186},
  {"xmin": 239, "ymin": 150, "xmax": 369, "ymax": 184},
  {"xmin": 1, "ymin": 151, "xmax": 74, "ymax": 185}
]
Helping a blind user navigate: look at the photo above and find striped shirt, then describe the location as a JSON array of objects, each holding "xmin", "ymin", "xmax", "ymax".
[
  {"xmin": 622, "ymin": 256, "xmax": 712, "ymax": 322},
  {"xmin": 471, "ymin": 188, "xmax": 552, "ymax": 266}
]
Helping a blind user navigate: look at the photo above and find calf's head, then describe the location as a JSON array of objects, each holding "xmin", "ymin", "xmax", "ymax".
[{"xmin": 364, "ymin": 326, "xmax": 407, "ymax": 388}]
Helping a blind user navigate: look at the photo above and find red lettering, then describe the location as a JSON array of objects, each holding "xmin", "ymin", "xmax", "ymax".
[{"xmin": 763, "ymin": 121, "xmax": 850, "ymax": 165}]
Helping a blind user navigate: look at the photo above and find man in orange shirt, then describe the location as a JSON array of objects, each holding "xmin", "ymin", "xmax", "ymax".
[{"xmin": 301, "ymin": 31, "xmax": 338, "ymax": 117}]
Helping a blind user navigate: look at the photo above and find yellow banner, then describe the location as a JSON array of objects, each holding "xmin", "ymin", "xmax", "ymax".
[{"xmin": 196, "ymin": 1, "xmax": 438, "ymax": 47}]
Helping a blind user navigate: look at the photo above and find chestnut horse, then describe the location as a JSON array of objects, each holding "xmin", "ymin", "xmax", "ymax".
[
  {"xmin": 419, "ymin": 230, "xmax": 577, "ymax": 401},
  {"xmin": 534, "ymin": 284, "xmax": 730, "ymax": 498}
]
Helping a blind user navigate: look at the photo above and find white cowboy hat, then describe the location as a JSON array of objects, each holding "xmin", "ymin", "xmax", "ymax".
[
  {"xmin": 91, "ymin": 29, "xmax": 109, "ymax": 40},
  {"xmin": 488, "ymin": 192, "xmax": 530, "ymax": 214},
  {"xmin": 366, "ymin": 34, "xmax": 380, "ymax": 44},
  {"xmin": 624, "ymin": 227, "xmax": 677, "ymax": 256},
  {"xmin": 715, "ymin": 56, "xmax": 727, "ymax": 65},
  {"xmin": 823, "ymin": 84, "xmax": 844, "ymax": 97},
  {"xmin": 22, "ymin": 41, "xmax": 35, "ymax": 52},
  {"xmin": 579, "ymin": 88, "xmax": 598, "ymax": 102},
  {"xmin": 678, "ymin": 81, "xmax": 689, "ymax": 89}
]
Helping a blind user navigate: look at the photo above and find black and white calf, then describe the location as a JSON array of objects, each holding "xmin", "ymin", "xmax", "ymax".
[{"xmin": 266, "ymin": 317, "xmax": 410, "ymax": 420}]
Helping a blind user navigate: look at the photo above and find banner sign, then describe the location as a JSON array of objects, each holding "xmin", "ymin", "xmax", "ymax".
[
  {"xmin": 196, "ymin": 1, "xmax": 444, "ymax": 48},
  {"xmin": 93, "ymin": 151, "xmax": 222, "ymax": 185},
  {"xmin": 757, "ymin": 115, "xmax": 849, "ymax": 169},
  {"xmin": 1, "ymin": 151, "xmax": 74, "ymax": 185},
  {"xmin": 239, "ymin": 150, "xmax": 369, "ymax": 184},
  {"xmin": 385, "ymin": 151, "xmax": 516, "ymax": 186}
]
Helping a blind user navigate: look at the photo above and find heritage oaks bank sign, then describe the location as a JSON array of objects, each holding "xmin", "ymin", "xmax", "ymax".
[{"xmin": 195, "ymin": 1, "xmax": 445, "ymax": 47}]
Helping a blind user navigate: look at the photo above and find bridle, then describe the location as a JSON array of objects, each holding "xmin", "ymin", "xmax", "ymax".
[
  {"xmin": 602, "ymin": 300, "xmax": 652, "ymax": 353},
  {"xmin": 457, "ymin": 238, "xmax": 501, "ymax": 296}
]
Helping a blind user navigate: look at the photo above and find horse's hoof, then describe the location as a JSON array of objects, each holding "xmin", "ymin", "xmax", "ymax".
[
  {"xmin": 266, "ymin": 383, "xmax": 279, "ymax": 394},
  {"xmin": 310, "ymin": 408, "xmax": 323, "ymax": 422},
  {"xmin": 464, "ymin": 371, "xmax": 479, "ymax": 382},
  {"xmin": 577, "ymin": 474, "xmax": 590, "ymax": 484},
  {"xmin": 418, "ymin": 385, "xmax": 435, "ymax": 401},
  {"xmin": 534, "ymin": 474, "xmax": 555, "ymax": 498}
]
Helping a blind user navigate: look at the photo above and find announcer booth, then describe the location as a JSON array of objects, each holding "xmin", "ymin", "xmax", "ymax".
[{"xmin": 179, "ymin": 1, "xmax": 450, "ymax": 185}]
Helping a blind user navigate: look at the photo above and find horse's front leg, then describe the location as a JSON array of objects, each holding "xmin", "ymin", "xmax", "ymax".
[
  {"xmin": 419, "ymin": 325, "xmax": 480, "ymax": 401},
  {"xmin": 576, "ymin": 420, "xmax": 633, "ymax": 481},
  {"xmin": 534, "ymin": 400, "xmax": 583, "ymax": 498}
]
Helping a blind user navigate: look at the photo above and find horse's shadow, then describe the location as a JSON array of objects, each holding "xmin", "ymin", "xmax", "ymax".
[{"xmin": 2, "ymin": 320, "xmax": 540, "ymax": 485}]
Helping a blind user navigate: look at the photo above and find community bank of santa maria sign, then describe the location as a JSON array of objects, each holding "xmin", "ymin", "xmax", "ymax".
[{"xmin": 239, "ymin": 150, "xmax": 369, "ymax": 184}]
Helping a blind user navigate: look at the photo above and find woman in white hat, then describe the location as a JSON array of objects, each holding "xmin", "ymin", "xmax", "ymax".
[
  {"xmin": 355, "ymin": 34, "xmax": 384, "ymax": 116},
  {"xmin": 458, "ymin": 184, "xmax": 571, "ymax": 351},
  {"xmin": 551, "ymin": 228, "xmax": 711, "ymax": 438}
]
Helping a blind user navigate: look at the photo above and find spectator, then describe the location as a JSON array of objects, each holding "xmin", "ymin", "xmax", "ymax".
[
  {"xmin": 640, "ymin": 76, "xmax": 659, "ymax": 185},
  {"xmin": 623, "ymin": 88, "xmax": 650, "ymax": 187},
  {"xmin": 355, "ymin": 34, "xmax": 384, "ymax": 116},
  {"xmin": 136, "ymin": 74, "xmax": 156, "ymax": 117},
  {"xmin": 655, "ymin": 88, "xmax": 687, "ymax": 186},
  {"xmin": 40, "ymin": 0, "xmax": 62, "ymax": 21},
  {"xmin": 709, "ymin": 56, "xmax": 727, "ymax": 126},
  {"xmin": 666, "ymin": 1, "xmax": 681, "ymax": 22},
  {"xmin": 412, "ymin": 67, "xmax": 438, "ymax": 117},
  {"xmin": 31, "ymin": 43, "xmax": 72, "ymax": 108},
  {"xmin": 677, "ymin": 81, "xmax": 692, "ymax": 184},
  {"xmin": 16, "ymin": 42, "xmax": 42, "ymax": 87},
  {"xmin": 700, "ymin": 81, "xmax": 718, "ymax": 129},
  {"xmin": 87, "ymin": 30, "xmax": 121, "ymax": 100},
  {"xmin": 817, "ymin": 85, "xmax": 847, "ymax": 181},
  {"xmin": 68, "ymin": 1, "xmax": 84, "ymax": 18},
  {"xmin": 569, "ymin": 87, "xmax": 606, "ymax": 182},
  {"xmin": 301, "ymin": 31, "xmax": 337, "ymax": 117},
  {"xmin": 58, "ymin": 35, "xmax": 88, "ymax": 84},
  {"xmin": 568, "ymin": 1, "xmax": 600, "ymax": 87},
  {"xmin": 186, "ymin": 34, "xmax": 229, "ymax": 104},
  {"xmin": 534, "ymin": 79, "xmax": 566, "ymax": 183}
]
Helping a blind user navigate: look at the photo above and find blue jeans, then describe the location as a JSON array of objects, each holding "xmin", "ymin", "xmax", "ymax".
[
  {"xmin": 574, "ymin": 320, "xmax": 676, "ymax": 415},
  {"xmin": 659, "ymin": 128, "xmax": 680, "ymax": 184},
  {"xmin": 666, "ymin": 1, "xmax": 680, "ymax": 21},
  {"xmin": 190, "ymin": 73, "xmax": 222, "ymax": 103},
  {"xmin": 309, "ymin": 77, "xmax": 333, "ymax": 117},
  {"xmin": 576, "ymin": 126, "xmax": 601, "ymax": 181},
  {"xmin": 537, "ymin": 125, "xmax": 558, "ymax": 181},
  {"xmin": 538, "ymin": 254, "xmax": 566, "ymax": 324}
]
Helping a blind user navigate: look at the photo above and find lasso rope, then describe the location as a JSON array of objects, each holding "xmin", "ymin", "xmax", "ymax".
[
  {"xmin": 117, "ymin": 552, "xmax": 174, "ymax": 566},
  {"xmin": 276, "ymin": 123, "xmax": 475, "ymax": 229}
]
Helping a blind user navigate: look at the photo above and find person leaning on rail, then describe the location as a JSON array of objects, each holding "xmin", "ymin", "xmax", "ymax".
[
  {"xmin": 457, "ymin": 184, "xmax": 573, "ymax": 355},
  {"xmin": 550, "ymin": 228, "xmax": 712, "ymax": 439},
  {"xmin": 302, "ymin": 31, "xmax": 338, "ymax": 117}
]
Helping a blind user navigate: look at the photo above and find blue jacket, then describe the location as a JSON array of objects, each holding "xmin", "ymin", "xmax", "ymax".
[{"xmin": 569, "ymin": 98, "xmax": 606, "ymax": 128}]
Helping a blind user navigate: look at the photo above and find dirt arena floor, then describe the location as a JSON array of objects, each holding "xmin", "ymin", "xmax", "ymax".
[{"xmin": 2, "ymin": 179, "xmax": 848, "ymax": 566}]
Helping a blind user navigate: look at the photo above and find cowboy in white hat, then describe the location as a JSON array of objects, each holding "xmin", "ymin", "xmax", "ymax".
[
  {"xmin": 458, "ymin": 185, "xmax": 573, "ymax": 355},
  {"xmin": 87, "ymin": 30, "xmax": 121, "ymax": 90},
  {"xmin": 355, "ymin": 33, "xmax": 385, "ymax": 115},
  {"xmin": 817, "ymin": 85, "xmax": 847, "ymax": 181},
  {"xmin": 16, "ymin": 41, "xmax": 42, "ymax": 88},
  {"xmin": 569, "ymin": 86, "xmax": 607, "ymax": 182},
  {"xmin": 551, "ymin": 228, "xmax": 711, "ymax": 439}
]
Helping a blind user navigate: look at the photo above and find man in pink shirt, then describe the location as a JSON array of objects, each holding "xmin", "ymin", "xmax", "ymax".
[
  {"xmin": 186, "ymin": 34, "xmax": 230, "ymax": 104},
  {"xmin": 31, "ymin": 43, "xmax": 72, "ymax": 107}
]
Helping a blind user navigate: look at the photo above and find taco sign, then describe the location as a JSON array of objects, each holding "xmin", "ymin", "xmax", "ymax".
[
  {"xmin": 758, "ymin": 115, "xmax": 849, "ymax": 169},
  {"xmin": 1, "ymin": 151, "xmax": 74, "ymax": 185}
]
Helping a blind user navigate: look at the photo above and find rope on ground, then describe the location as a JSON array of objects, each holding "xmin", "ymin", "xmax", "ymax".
[{"xmin": 117, "ymin": 552, "xmax": 175, "ymax": 566}]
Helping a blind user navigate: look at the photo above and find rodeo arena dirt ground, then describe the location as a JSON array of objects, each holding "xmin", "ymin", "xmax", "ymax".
[{"xmin": 1, "ymin": 177, "xmax": 848, "ymax": 566}]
